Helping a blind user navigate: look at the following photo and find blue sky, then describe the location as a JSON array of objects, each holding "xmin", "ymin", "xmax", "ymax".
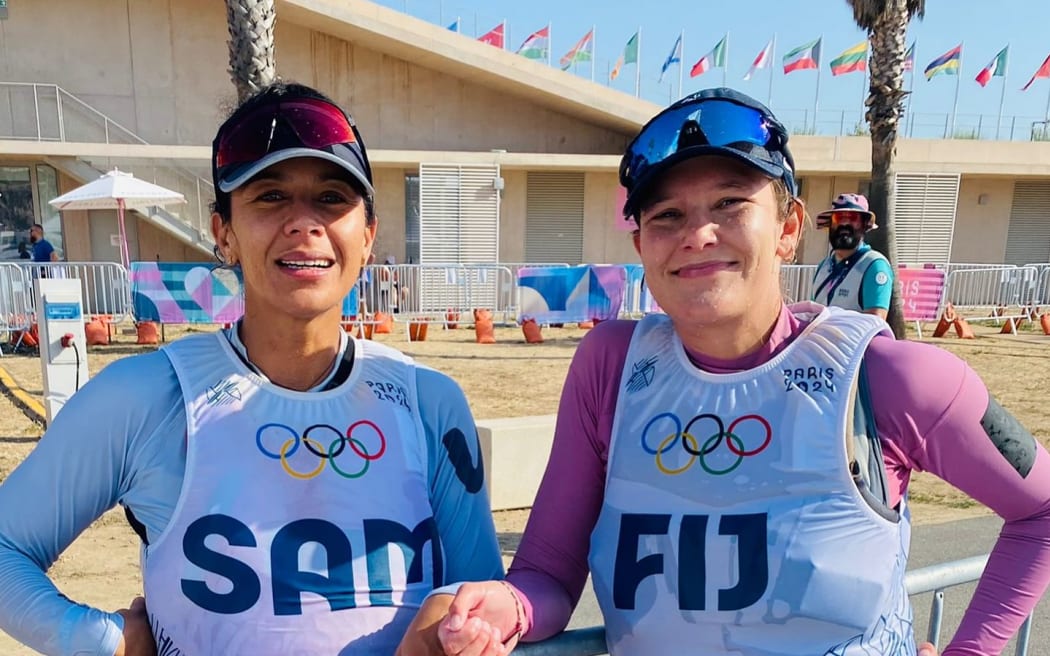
[{"xmin": 377, "ymin": 0, "xmax": 1050, "ymax": 138}]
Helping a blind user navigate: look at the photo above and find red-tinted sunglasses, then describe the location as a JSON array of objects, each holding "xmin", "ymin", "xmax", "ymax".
[
  {"xmin": 214, "ymin": 97, "xmax": 360, "ymax": 169},
  {"xmin": 817, "ymin": 210, "xmax": 873, "ymax": 229}
]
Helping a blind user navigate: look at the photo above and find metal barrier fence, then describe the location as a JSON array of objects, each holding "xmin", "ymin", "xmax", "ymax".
[
  {"xmin": 19, "ymin": 262, "xmax": 132, "ymax": 320},
  {"xmin": 780, "ymin": 264, "xmax": 818, "ymax": 304},
  {"xmin": 516, "ymin": 555, "xmax": 1033, "ymax": 655},
  {"xmin": 375, "ymin": 264, "xmax": 517, "ymax": 324},
  {"xmin": 0, "ymin": 263, "xmax": 33, "ymax": 337},
  {"xmin": 942, "ymin": 266, "xmax": 1040, "ymax": 323}
]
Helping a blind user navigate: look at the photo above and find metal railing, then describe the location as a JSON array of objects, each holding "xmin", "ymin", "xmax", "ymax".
[
  {"xmin": 515, "ymin": 555, "xmax": 1032, "ymax": 655},
  {"xmin": 0, "ymin": 81, "xmax": 216, "ymax": 247},
  {"xmin": 0, "ymin": 263, "xmax": 33, "ymax": 337},
  {"xmin": 1, "ymin": 262, "xmax": 132, "ymax": 323}
]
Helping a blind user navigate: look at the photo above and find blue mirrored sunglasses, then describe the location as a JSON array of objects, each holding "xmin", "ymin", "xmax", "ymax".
[{"xmin": 620, "ymin": 98, "xmax": 789, "ymax": 192}]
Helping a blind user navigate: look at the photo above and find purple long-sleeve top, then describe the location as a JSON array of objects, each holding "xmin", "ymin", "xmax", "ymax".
[{"xmin": 507, "ymin": 306, "xmax": 1050, "ymax": 656}]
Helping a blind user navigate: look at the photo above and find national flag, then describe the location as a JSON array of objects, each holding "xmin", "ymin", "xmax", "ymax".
[
  {"xmin": 743, "ymin": 39, "xmax": 773, "ymax": 81},
  {"xmin": 477, "ymin": 22, "xmax": 505, "ymax": 49},
  {"xmin": 659, "ymin": 34, "xmax": 683, "ymax": 83},
  {"xmin": 690, "ymin": 35, "xmax": 727, "ymax": 78},
  {"xmin": 829, "ymin": 40, "xmax": 868, "ymax": 76},
  {"xmin": 783, "ymin": 38, "xmax": 821, "ymax": 74},
  {"xmin": 517, "ymin": 25, "xmax": 550, "ymax": 60},
  {"xmin": 560, "ymin": 29, "xmax": 594, "ymax": 70},
  {"xmin": 1022, "ymin": 53, "xmax": 1050, "ymax": 91},
  {"xmin": 903, "ymin": 42, "xmax": 915, "ymax": 72},
  {"xmin": 924, "ymin": 44, "xmax": 962, "ymax": 80},
  {"xmin": 447, "ymin": 18, "xmax": 460, "ymax": 33},
  {"xmin": 975, "ymin": 46, "xmax": 1008, "ymax": 87},
  {"xmin": 610, "ymin": 31, "xmax": 640, "ymax": 81}
]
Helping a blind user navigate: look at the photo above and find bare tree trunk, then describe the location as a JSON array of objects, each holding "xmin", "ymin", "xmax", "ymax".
[{"xmin": 225, "ymin": 0, "xmax": 277, "ymax": 103}]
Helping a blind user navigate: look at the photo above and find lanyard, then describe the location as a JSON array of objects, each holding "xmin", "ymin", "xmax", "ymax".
[{"xmin": 814, "ymin": 251, "xmax": 864, "ymax": 305}]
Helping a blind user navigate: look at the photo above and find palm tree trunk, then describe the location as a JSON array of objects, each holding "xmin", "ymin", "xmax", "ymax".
[
  {"xmin": 864, "ymin": 2, "xmax": 911, "ymax": 339},
  {"xmin": 225, "ymin": 1, "xmax": 277, "ymax": 102}
]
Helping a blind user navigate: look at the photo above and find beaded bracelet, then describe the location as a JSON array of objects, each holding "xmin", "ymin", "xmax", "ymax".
[{"xmin": 498, "ymin": 580, "xmax": 526, "ymax": 645}]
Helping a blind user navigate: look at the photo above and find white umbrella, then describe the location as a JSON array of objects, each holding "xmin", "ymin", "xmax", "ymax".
[{"xmin": 49, "ymin": 168, "xmax": 186, "ymax": 268}]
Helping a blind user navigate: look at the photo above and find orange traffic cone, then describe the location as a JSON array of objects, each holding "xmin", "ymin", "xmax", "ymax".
[
  {"xmin": 474, "ymin": 309, "xmax": 496, "ymax": 344},
  {"xmin": 522, "ymin": 318, "xmax": 544, "ymax": 343}
]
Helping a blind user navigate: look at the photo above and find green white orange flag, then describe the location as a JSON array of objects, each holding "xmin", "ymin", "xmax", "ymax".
[{"xmin": 610, "ymin": 31, "xmax": 639, "ymax": 80}]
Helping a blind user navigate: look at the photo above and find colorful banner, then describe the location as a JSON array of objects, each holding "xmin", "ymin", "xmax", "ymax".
[
  {"xmin": 690, "ymin": 35, "xmax": 727, "ymax": 77},
  {"xmin": 610, "ymin": 31, "xmax": 639, "ymax": 80},
  {"xmin": 897, "ymin": 266, "xmax": 946, "ymax": 322},
  {"xmin": 1022, "ymin": 53, "xmax": 1050, "ymax": 90},
  {"xmin": 517, "ymin": 25, "xmax": 550, "ymax": 60},
  {"xmin": 517, "ymin": 265, "xmax": 627, "ymax": 324},
  {"xmin": 131, "ymin": 262, "xmax": 358, "ymax": 324},
  {"xmin": 560, "ymin": 28, "xmax": 594, "ymax": 70}
]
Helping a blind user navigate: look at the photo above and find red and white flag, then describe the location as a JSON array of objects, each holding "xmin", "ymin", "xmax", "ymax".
[
  {"xmin": 744, "ymin": 39, "xmax": 773, "ymax": 81},
  {"xmin": 1022, "ymin": 53, "xmax": 1050, "ymax": 91},
  {"xmin": 477, "ymin": 22, "xmax": 505, "ymax": 49}
]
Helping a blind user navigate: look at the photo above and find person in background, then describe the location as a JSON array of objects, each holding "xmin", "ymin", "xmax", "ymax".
[
  {"xmin": 810, "ymin": 193, "xmax": 893, "ymax": 319},
  {"xmin": 0, "ymin": 81, "xmax": 502, "ymax": 656},
  {"xmin": 29, "ymin": 223, "xmax": 60, "ymax": 263},
  {"xmin": 401, "ymin": 88, "xmax": 1050, "ymax": 656}
]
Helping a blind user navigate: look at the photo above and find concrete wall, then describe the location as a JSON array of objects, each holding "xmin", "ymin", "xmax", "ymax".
[
  {"xmin": 0, "ymin": 0, "xmax": 630, "ymax": 153},
  {"xmin": 952, "ymin": 178, "xmax": 1014, "ymax": 264}
]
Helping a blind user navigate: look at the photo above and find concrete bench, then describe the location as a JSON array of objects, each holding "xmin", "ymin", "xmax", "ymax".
[{"xmin": 476, "ymin": 414, "xmax": 557, "ymax": 511}]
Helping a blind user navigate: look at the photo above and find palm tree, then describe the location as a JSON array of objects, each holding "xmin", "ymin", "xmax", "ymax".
[
  {"xmin": 225, "ymin": 0, "xmax": 277, "ymax": 102},
  {"xmin": 847, "ymin": 0, "xmax": 925, "ymax": 339}
]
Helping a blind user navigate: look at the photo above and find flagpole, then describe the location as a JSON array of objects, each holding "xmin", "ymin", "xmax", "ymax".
[
  {"xmin": 723, "ymin": 32, "xmax": 730, "ymax": 87},
  {"xmin": 813, "ymin": 36, "xmax": 823, "ymax": 133},
  {"xmin": 768, "ymin": 34, "xmax": 777, "ymax": 107},
  {"xmin": 996, "ymin": 45, "xmax": 1008, "ymax": 139},
  {"xmin": 591, "ymin": 25, "xmax": 596, "ymax": 82},
  {"xmin": 951, "ymin": 43, "xmax": 963, "ymax": 137},
  {"xmin": 906, "ymin": 40, "xmax": 916, "ymax": 137},
  {"xmin": 635, "ymin": 27, "xmax": 643, "ymax": 98},
  {"xmin": 678, "ymin": 29, "xmax": 685, "ymax": 100},
  {"xmin": 547, "ymin": 23, "xmax": 552, "ymax": 66}
]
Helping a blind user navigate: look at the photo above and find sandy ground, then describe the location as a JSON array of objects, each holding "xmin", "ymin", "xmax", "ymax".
[{"xmin": 0, "ymin": 320, "xmax": 1047, "ymax": 653}]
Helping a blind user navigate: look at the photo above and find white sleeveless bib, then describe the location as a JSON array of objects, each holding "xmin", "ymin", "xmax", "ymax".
[
  {"xmin": 143, "ymin": 333, "xmax": 438, "ymax": 655},
  {"xmin": 589, "ymin": 305, "xmax": 914, "ymax": 655}
]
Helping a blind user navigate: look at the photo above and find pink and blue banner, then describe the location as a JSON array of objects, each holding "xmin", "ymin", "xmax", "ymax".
[
  {"xmin": 517, "ymin": 265, "xmax": 627, "ymax": 324},
  {"xmin": 897, "ymin": 266, "xmax": 946, "ymax": 321},
  {"xmin": 131, "ymin": 262, "xmax": 359, "ymax": 324}
]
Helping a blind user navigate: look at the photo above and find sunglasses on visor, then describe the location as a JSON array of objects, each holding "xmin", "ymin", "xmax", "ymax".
[
  {"xmin": 214, "ymin": 97, "xmax": 369, "ymax": 174},
  {"xmin": 620, "ymin": 97, "xmax": 794, "ymax": 195}
]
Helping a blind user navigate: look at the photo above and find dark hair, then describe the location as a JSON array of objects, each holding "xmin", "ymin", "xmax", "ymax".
[
  {"xmin": 211, "ymin": 80, "xmax": 376, "ymax": 225},
  {"xmin": 31, "ymin": 223, "xmax": 43, "ymax": 231}
]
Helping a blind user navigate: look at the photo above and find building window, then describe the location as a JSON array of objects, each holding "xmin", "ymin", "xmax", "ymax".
[{"xmin": 0, "ymin": 166, "xmax": 34, "ymax": 260}]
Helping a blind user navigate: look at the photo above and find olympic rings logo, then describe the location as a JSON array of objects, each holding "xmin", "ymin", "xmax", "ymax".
[
  {"xmin": 255, "ymin": 421, "xmax": 387, "ymax": 480},
  {"xmin": 641, "ymin": 412, "xmax": 772, "ymax": 476}
]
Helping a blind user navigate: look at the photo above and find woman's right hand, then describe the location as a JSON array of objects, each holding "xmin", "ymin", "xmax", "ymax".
[
  {"xmin": 437, "ymin": 581, "xmax": 523, "ymax": 655},
  {"xmin": 113, "ymin": 596, "xmax": 156, "ymax": 656}
]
